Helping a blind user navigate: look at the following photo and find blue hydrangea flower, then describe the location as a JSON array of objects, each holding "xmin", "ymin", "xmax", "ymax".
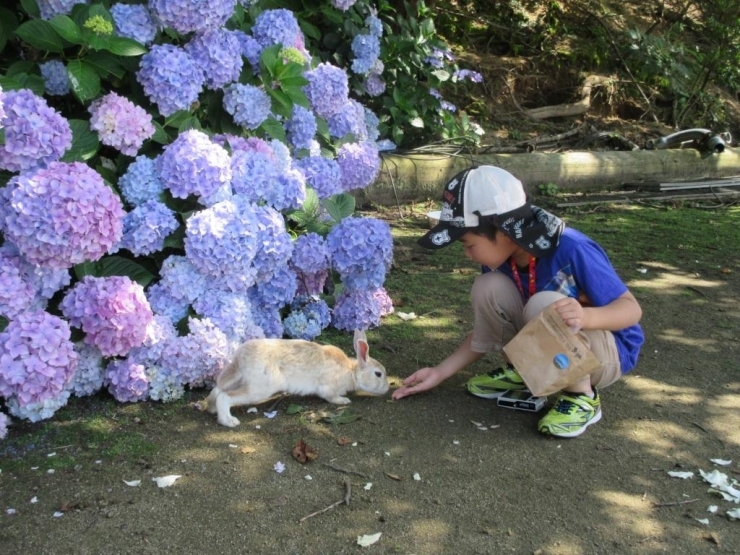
[
  {"xmin": 269, "ymin": 139, "xmax": 293, "ymax": 172},
  {"xmin": 105, "ymin": 358, "xmax": 149, "ymax": 403},
  {"xmin": 253, "ymin": 205, "xmax": 293, "ymax": 282},
  {"xmin": 366, "ymin": 14, "xmax": 383, "ymax": 37},
  {"xmin": 0, "ymin": 246, "xmax": 37, "ymax": 319},
  {"xmin": 38, "ymin": 0, "xmax": 87, "ymax": 20},
  {"xmin": 39, "ymin": 60, "xmax": 70, "ymax": 96},
  {"xmin": 149, "ymin": 0, "xmax": 236, "ymax": 35},
  {"xmin": 192, "ymin": 288, "xmax": 263, "ymax": 343},
  {"xmin": 137, "ymin": 44, "xmax": 205, "ymax": 117},
  {"xmin": 6, "ymin": 390, "xmax": 70, "ymax": 423},
  {"xmin": 336, "ymin": 141, "xmax": 381, "ymax": 192},
  {"xmin": 68, "ymin": 343, "xmax": 105, "ymax": 397},
  {"xmin": 0, "ymin": 89, "xmax": 72, "ymax": 173},
  {"xmin": 248, "ymin": 265, "xmax": 297, "ymax": 309},
  {"xmin": 111, "ymin": 3, "xmax": 158, "ymax": 45},
  {"xmin": 291, "ymin": 295, "xmax": 331, "ymax": 329},
  {"xmin": 364, "ymin": 108, "xmax": 380, "ymax": 141},
  {"xmin": 453, "ymin": 69, "xmax": 484, "ymax": 83},
  {"xmin": 351, "ymin": 33, "xmax": 380, "ymax": 75},
  {"xmin": 3, "ymin": 162, "xmax": 124, "ymax": 269},
  {"xmin": 295, "ymin": 269, "xmax": 328, "ymax": 296},
  {"xmin": 331, "ymin": 0, "xmax": 357, "ymax": 11},
  {"xmin": 184, "ymin": 28, "xmax": 243, "ymax": 90},
  {"xmin": 263, "ymin": 168, "xmax": 306, "ymax": 212},
  {"xmin": 283, "ymin": 311, "xmax": 322, "ymax": 340},
  {"xmin": 332, "ymin": 289, "xmax": 382, "ymax": 331},
  {"xmin": 251, "ymin": 305, "xmax": 283, "ymax": 338},
  {"xmin": 118, "ymin": 155, "xmax": 165, "ymax": 206},
  {"xmin": 232, "ymin": 30, "xmax": 263, "ymax": 75},
  {"xmin": 157, "ymin": 130, "xmax": 232, "ymax": 199},
  {"xmin": 127, "ymin": 314, "xmax": 178, "ymax": 366},
  {"xmin": 230, "ymin": 149, "xmax": 278, "ymax": 203},
  {"xmin": 304, "ymin": 63, "xmax": 349, "ymax": 119},
  {"xmin": 146, "ymin": 282, "xmax": 190, "ymax": 324},
  {"xmin": 294, "ymin": 156, "xmax": 343, "ymax": 199},
  {"xmin": 328, "ymin": 99, "xmax": 368, "ymax": 140},
  {"xmin": 145, "ymin": 364, "xmax": 185, "ymax": 403},
  {"xmin": 0, "ymin": 411, "xmax": 9, "ymax": 438},
  {"xmin": 0, "ymin": 85, "xmax": 5, "ymax": 124},
  {"xmin": 200, "ymin": 182, "xmax": 234, "ymax": 208},
  {"xmin": 157, "ymin": 255, "xmax": 207, "ymax": 305},
  {"xmin": 88, "ymin": 92, "xmax": 155, "ymax": 156},
  {"xmin": 424, "ymin": 46, "xmax": 455, "ymax": 68},
  {"xmin": 116, "ymin": 200, "xmax": 179, "ymax": 256},
  {"xmin": 184, "ymin": 197, "xmax": 259, "ymax": 293},
  {"xmin": 376, "ymin": 139, "xmax": 397, "ymax": 152},
  {"xmin": 440, "ymin": 100, "xmax": 457, "ymax": 112},
  {"xmin": 286, "ymin": 105, "xmax": 317, "ymax": 150},
  {"xmin": 223, "ymin": 83, "xmax": 272, "ymax": 130},
  {"xmin": 0, "ymin": 310, "xmax": 78, "ymax": 408},
  {"xmin": 252, "ymin": 9, "xmax": 303, "ymax": 49},
  {"xmin": 290, "ymin": 233, "xmax": 330, "ymax": 274},
  {"xmin": 364, "ymin": 72, "xmax": 386, "ymax": 97},
  {"xmin": 429, "ymin": 88, "xmax": 442, "ymax": 99},
  {"xmin": 327, "ymin": 216, "xmax": 393, "ymax": 291}
]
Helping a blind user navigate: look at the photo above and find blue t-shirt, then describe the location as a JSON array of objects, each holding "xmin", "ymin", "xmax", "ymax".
[{"xmin": 489, "ymin": 227, "xmax": 644, "ymax": 373}]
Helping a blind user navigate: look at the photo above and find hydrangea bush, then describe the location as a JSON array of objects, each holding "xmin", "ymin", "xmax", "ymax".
[{"xmin": 0, "ymin": 0, "xmax": 482, "ymax": 426}]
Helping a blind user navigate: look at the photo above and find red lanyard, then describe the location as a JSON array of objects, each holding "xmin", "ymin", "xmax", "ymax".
[{"xmin": 510, "ymin": 255, "xmax": 536, "ymax": 299}]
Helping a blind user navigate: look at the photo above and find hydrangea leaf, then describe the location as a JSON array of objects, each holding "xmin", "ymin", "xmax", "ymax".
[
  {"xmin": 19, "ymin": 0, "xmax": 40, "ymax": 19},
  {"xmin": 79, "ymin": 256, "xmax": 156, "ymax": 288},
  {"xmin": 14, "ymin": 19, "xmax": 64, "ymax": 53},
  {"xmin": 106, "ymin": 36, "xmax": 147, "ymax": 57},
  {"xmin": 7, "ymin": 60, "xmax": 34, "ymax": 76},
  {"xmin": 323, "ymin": 194, "xmax": 356, "ymax": 223},
  {"xmin": 0, "ymin": 8, "xmax": 19, "ymax": 53},
  {"xmin": 60, "ymin": 119, "xmax": 100, "ymax": 163},
  {"xmin": 84, "ymin": 51, "xmax": 127, "ymax": 80},
  {"xmin": 66, "ymin": 60, "xmax": 101, "ymax": 103},
  {"xmin": 150, "ymin": 121, "xmax": 170, "ymax": 145},
  {"xmin": 48, "ymin": 15, "xmax": 84, "ymax": 45},
  {"xmin": 0, "ymin": 73, "xmax": 45, "ymax": 96},
  {"xmin": 266, "ymin": 87, "xmax": 293, "ymax": 119},
  {"xmin": 259, "ymin": 116, "xmax": 287, "ymax": 142}
]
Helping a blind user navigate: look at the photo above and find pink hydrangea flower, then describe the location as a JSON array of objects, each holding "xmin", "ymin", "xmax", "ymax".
[{"xmin": 89, "ymin": 92, "xmax": 155, "ymax": 156}]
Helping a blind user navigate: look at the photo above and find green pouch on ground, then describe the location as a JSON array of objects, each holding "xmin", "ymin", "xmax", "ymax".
[{"xmin": 502, "ymin": 305, "xmax": 601, "ymax": 397}]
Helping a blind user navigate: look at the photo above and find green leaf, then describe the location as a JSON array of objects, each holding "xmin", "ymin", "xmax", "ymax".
[
  {"xmin": 0, "ymin": 74, "xmax": 45, "ymax": 96},
  {"xmin": 106, "ymin": 36, "xmax": 147, "ymax": 56},
  {"xmin": 259, "ymin": 44, "xmax": 281, "ymax": 78},
  {"xmin": 48, "ymin": 15, "xmax": 83, "ymax": 44},
  {"xmin": 61, "ymin": 119, "xmax": 100, "ymax": 162},
  {"xmin": 15, "ymin": 19, "xmax": 64, "ymax": 52},
  {"xmin": 84, "ymin": 51, "xmax": 127, "ymax": 79},
  {"xmin": 0, "ymin": 315, "xmax": 7, "ymax": 333},
  {"xmin": 88, "ymin": 256, "xmax": 156, "ymax": 287},
  {"xmin": 164, "ymin": 110, "xmax": 192, "ymax": 129},
  {"xmin": 258, "ymin": 116, "xmax": 286, "ymax": 142},
  {"xmin": 178, "ymin": 116, "xmax": 202, "ymax": 133},
  {"xmin": 73, "ymin": 261, "xmax": 97, "ymax": 280},
  {"xmin": 322, "ymin": 408, "xmax": 360, "ymax": 425},
  {"xmin": 431, "ymin": 69, "xmax": 450, "ymax": 82},
  {"xmin": 162, "ymin": 225, "xmax": 185, "ymax": 249},
  {"xmin": 7, "ymin": 61, "xmax": 35, "ymax": 76},
  {"xmin": 409, "ymin": 117, "xmax": 425, "ymax": 128},
  {"xmin": 266, "ymin": 87, "xmax": 293, "ymax": 119},
  {"xmin": 322, "ymin": 194, "xmax": 356, "ymax": 223},
  {"xmin": 20, "ymin": 0, "xmax": 40, "ymax": 18},
  {"xmin": 285, "ymin": 404, "xmax": 308, "ymax": 415},
  {"xmin": 151, "ymin": 121, "xmax": 170, "ymax": 144},
  {"xmin": 84, "ymin": 33, "xmax": 111, "ymax": 52},
  {"xmin": 66, "ymin": 59, "xmax": 101, "ymax": 103},
  {"xmin": 0, "ymin": 8, "xmax": 19, "ymax": 53}
]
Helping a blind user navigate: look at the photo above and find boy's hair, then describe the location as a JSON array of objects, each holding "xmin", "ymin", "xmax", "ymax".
[{"xmin": 468, "ymin": 214, "xmax": 500, "ymax": 242}]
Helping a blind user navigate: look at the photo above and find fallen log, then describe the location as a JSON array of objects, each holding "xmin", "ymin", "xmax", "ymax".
[{"xmin": 358, "ymin": 147, "xmax": 740, "ymax": 205}]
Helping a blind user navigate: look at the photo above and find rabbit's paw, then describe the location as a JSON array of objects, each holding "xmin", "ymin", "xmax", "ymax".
[
  {"xmin": 218, "ymin": 415, "xmax": 240, "ymax": 428},
  {"xmin": 326, "ymin": 396, "xmax": 351, "ymax": 405}
]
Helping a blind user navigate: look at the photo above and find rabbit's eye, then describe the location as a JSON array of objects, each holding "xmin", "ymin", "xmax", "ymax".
[{"xmin": 374, "ymin": 371, "xmax": 382, "ymax": 378}]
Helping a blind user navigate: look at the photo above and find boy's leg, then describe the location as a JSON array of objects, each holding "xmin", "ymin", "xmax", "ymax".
[{"xmin": 466, "ymin": 272, "xmax": 528, "ymax": 398}]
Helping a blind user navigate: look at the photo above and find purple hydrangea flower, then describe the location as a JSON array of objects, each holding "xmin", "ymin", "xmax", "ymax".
[
  {"xmin": 327, "ymin": 216, "xmax": 393, "ymax": 291},
  {"xmin": 248, "ymin": 265, "xmax": 297, "ymax": 308},
  {"xmin": 453, "ymin": 69, "xmax": 484, "ymax": 83},
  {"xmin": 266, "ymin": 168, "xmax": 306, "ymax": 211},
  {"xmin": 294, "ymin": 156, "xmax": 343, "ymax": 198},
  {"xmin": 429, "ymin": 87, "xmax": 442, "ymax": 99},
  {"xmin": 149, "ymin": 0, "xmax": 236, "ymax": 35},
  {"xmin": 441, "ymin": 100, "xmax": 457, "ymax": 112},
  {"xmin": 290, "ymin": 233, "xmax": 330, "ymax": 274},
  {"xmin": 253, "ymin": 205, "xmax": 293, "ymax": 282},
  {"xmin": 0, "ymin": 310, "xmax": 78, "ymax": 407},
  {"xmin": 0, "ymin": 89, "xmax": 72, "ymax": 172},
  {"xmin": 6, "ymin": 390, "xmax": 70, "ymax": 422},
  {"xmin": 89, "ymin": 92, "xmax": 155, "ymax": 156},
  {"xmin": 295, "ymin": 269, "xmax": 328, "ymax": 296},
  {"xmin": 269, "ymin": 139, "xmax": 293, "ymax": 171},
  {"xmin": 146, "ymin": 282, "xmax": 190, "ymax": 324},
  {"xmin": 118, "ymin": 155, "xmax": 165, "ymax": 206},
  {"xmin": 304, "ymin": 63, "xmax": 349, "ymax": 119},
  {"xmin": 68, "ymin": 343, "xmax": 105, "ymax": 397},
  {"xmin": 230, "ymin": 149, "xmax": 280, "ymax": 204},
  {"xmin": 252, "ymin": 9, "xmax": 303, "ymax": 49},
  {"xmin": 3, "ymin": 162, "xmax": 124, "ymax": 269},
  {"xmin": 38, "ymin": 0, "xmax": 88, "ymax": 20},
  {"xmin": 364, "ymin": 108, "xmax": 380, "ymax": 142},
  {"xmin": 192, "ymin": 288, "xmax": 263, "ymax": 343},
  {"xmin": 251, "ymin": 305, "xmax": 283, "ymax": 338},
  {"xmin": 0, "ymin": 247, "xmax": 37, "ymax": 319},
  {"xmin": 117, "ymin": 199, "xmax": 179, "ymax": 256},
  {"xmin": 332, "ymin": 289, "xmax": 382, "ymax": 331},
  {"xmin": 424, "ymin": 46, "xmax": 455, "ymax": 68},
  {"xmin": 331, "ymin": 0, "xmax": 357, "ymax": 11},
  {"xmin": 184, "ymin": 197, "xmax": 259, "ymax": 292},
  {"xmin": 137, "ymin": 44, "xmax": 205, "ymax": 116},
  {"xmin": 184, "ymin": 28, "xmax": 243, "ymax": 90},
  {"xmin": 223, "ymin": 83, "xmax": 271, "ymax": 130},
  {"xmin": 127, "ymin": 314, "xmax": 178, "ymax": 366},
  {"xmin": 105, "ymin": 358, "xmax": 149, "ymax": 403},
  {"xmin": 351, "ymin": 33, "xmax": 380, "ymax": 75},
  {"xmin": 286, "ymin": 105, "xmax": 317, "ymax": 150},
  {"xmin": 0, "ymin": 411, "xmax": 9, "ymax": 439},
  {"xmin": 145, "ymin": 364, "xmax": 185, "ymax": 402},
  {"xmin": 157, "ymin": 130, "xmax": 232, "ymax": 199},
  {"xmin": 283, "ymin": 311, "xmax": 322, "ymax": 340},
  {"xmin": 364, "ymin": 72, "xmax": 386, "ymax": 97},
  {"xmin": 328, "ymin": 99, "xmax": 368, "ymax": 140},
  {"xmin": 372, "ymin": 286, "xmax": 395, "ymax": 316},
  {"xmin": 40, "ymin": 60, "xmax": 70, "ymax": 96},
  {"xmin": 61, "ymin": 276, "xmax": 153, "ymax": 357},
  {"xmin": 336, "ymin": 141, "xmax": 381, "ymax": 192},
  {"xmin": 111, "ymin": 3, "xmax": 158, "ymax": 45},
  {"xmin": 160, "ymin": 317, "xmax": 232, "ymax": 388},
  {"xmin": 232, "ymin": 30, "xmax": 263, "ymax": 75},
  {"xmin": 157, "ymin": 255, "xmax": 207, "ymax": 304},
  {"xmin": 0, "ymin": 85, "xmax": 5, "ymax": 124}
]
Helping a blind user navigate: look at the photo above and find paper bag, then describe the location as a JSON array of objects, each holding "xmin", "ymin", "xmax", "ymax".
[{"xmin": 502, "ymin": 305, "xmax": 601, "ymax": 397}]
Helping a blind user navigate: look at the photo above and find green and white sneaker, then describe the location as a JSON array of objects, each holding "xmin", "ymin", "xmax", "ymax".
[
  {"xmin": 538, "ymin": 389, "xmax": 602, "ymax": 438},
  {"xmin": 466, "ymin": 364, "xmax": 526, "ymax": 399}
]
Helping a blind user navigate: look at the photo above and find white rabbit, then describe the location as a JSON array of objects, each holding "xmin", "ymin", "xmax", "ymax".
[{"xmin": 198, "ymin": 330, "xmax": 389, "ymax": 427}]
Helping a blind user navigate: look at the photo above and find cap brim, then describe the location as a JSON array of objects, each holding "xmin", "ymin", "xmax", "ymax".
[{"xmin": 417, "ymin": 223, "xmax": 468, "ymax": 249}]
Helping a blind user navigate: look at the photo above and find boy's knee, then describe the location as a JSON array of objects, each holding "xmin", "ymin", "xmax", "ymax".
[{"xmin": 523, "ymin": 291, "xmax": 567, "ymax": 321}]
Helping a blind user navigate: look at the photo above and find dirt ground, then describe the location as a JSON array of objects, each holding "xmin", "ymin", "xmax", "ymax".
[{"xmin": 2, "ymin": 207, "xmax": 740, "ymax": 555}]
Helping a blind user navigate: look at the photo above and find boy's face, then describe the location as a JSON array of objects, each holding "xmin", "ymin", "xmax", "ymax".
[{"xmin": 459, "ymin": 231, "xmax": 519, "ymax": 267}]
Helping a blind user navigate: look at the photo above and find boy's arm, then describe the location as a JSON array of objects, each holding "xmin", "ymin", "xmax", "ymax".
[
  {"xmin": 392, "ymin": 334, "xmax": 485, "ymax": 399},
  {"xmin": 551, "ymin": 290, "xmax": 642, "ymax": 332}
]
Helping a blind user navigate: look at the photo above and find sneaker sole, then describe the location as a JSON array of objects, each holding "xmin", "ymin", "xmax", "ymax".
[
  {"xmin": 467, "ymin": 389, "xmax": 509, "ymax": 400},
  {"xmin": 540, "ymin": 408, "xmax": 602, "ymax": 438}
]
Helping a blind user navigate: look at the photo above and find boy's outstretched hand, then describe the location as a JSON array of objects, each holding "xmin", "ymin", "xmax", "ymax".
[{"xmin": 392, "ymin": 367, "xmax": 445, "ymax": 400}]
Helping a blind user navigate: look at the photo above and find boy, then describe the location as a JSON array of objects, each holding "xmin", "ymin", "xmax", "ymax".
[{"xmin": 391, "ymin": 165, "xmax": 644, "ymax": 438}]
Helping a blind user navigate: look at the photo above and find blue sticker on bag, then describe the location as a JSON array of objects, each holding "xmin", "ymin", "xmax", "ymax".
[{"xmin": 553, "ymin": 353, "xmax": 570, "ymax": 369}]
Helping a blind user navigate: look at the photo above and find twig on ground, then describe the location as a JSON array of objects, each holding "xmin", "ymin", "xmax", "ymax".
[
  {"xmin": 652, "ymin": 498, "xmax": 699, "ymax": 508},
  {"xmin": 322, "ymin": 462, "xmax": 372, "ymax": 480},
  {"xmin": 299, "ymin": 477, "xmax": 351, "ymax": 522}
]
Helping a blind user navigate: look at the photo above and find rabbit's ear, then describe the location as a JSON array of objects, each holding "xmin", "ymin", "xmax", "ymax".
[{"xmin": 354, "ymin": 330, "xmax": 369, "ymax": 365}]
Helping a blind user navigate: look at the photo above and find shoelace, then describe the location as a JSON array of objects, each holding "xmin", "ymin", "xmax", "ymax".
[{"xmin": 553, "ymin": 398, "xmax": 578, "ymax": 415}]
